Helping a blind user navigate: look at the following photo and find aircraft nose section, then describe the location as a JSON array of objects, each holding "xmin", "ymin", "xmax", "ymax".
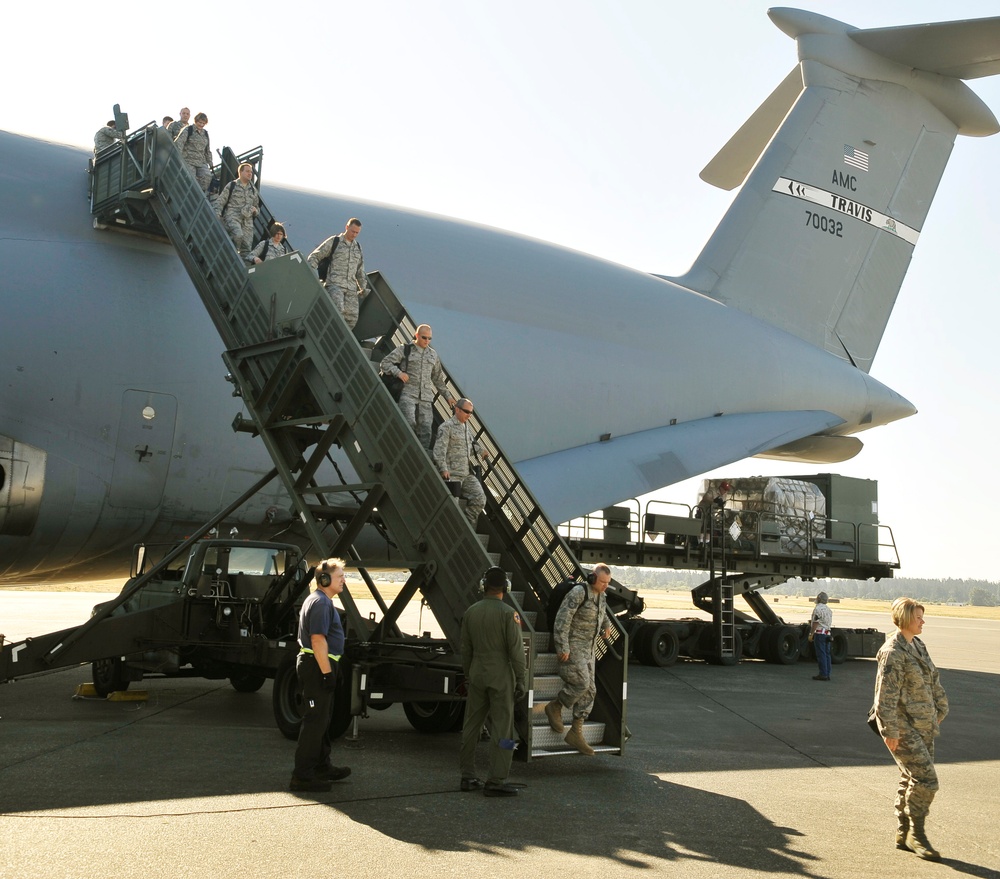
[{"xmin": 863, "ymin": 374, "xmax": 917, "ymax": 428}]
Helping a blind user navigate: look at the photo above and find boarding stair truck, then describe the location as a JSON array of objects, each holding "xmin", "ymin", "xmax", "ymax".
[
  {"xmin": 563, "ymin": 475, "xmax": 896, "ymax": 666},
  {"xmin": 74, "ymin": 117, "xmax": 629, "ymax": 757}
]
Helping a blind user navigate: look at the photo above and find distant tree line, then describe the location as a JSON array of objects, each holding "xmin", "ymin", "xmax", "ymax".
[{"xmin": 610, "ymin": 566, "xmax": 1000, "ymax": 607}]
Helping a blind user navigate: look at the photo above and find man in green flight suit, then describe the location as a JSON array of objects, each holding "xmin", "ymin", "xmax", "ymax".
[{"xmin": 458, "ymin": 566, "xmax": 527, "ymax": 797}]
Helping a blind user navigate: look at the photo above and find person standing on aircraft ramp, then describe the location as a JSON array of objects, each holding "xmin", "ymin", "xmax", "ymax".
[
  {"xmin": 215, "ymin": 162, "xmax": 259, "ymax": 255},
  {"xmin": 872, "ymin": 598, "xmax": 948, "ymax": 861},
  {"xmin": 307, "ymin": 218, "xmax": 370, "ymax": 329},
  {"xmin": 458, "ymin": 566, "xmax": 527, "ymax": 797},
  {"xmin": 433, "ymin": 398, "xmax": 487, "ymax": 527},
  {"xmin": 545, "ymin": 563, "xmax": 612, "ymax": 756},
  {"xmin": 380, "ymin": 324, "xmax": 455, "ymax": 449},
  {"xmin": 290, "ymin": 558, "xmax": 352, "ymax": 793}
]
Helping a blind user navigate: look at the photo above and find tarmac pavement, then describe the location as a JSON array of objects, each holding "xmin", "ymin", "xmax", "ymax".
[{"xmin": 1, "ymin": 594, "xmax": 998, "ymax": 879}]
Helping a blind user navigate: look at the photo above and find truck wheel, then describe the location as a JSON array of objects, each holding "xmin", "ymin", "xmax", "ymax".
[
  {"xmin": 229, "ymin": 670, "xmax": 267, "ymax": 693},
  {"xmin": 830, "ymin": 632, "xmax": 849, "ymax": 665},
  {"xmin": 698, "ymin": 626, "xmax": 743, "ymax": 666},
  {"xmin": 646, "ymin": 624, "xmax": 680, "ymax": 667},
  {"xmin": 92, "ymin": 657, "xmax": 129, "ymax": 697},
  {"xmin": 402, "ymin": 700, "xmax": 464, "ymax": 733},
  {"xmin": 272, "ymin": 653, "xmax": 302, "ymax": 741},
  {"xmin": 765, "ymin": 626, "xmax": 801, "ymax": 665}
]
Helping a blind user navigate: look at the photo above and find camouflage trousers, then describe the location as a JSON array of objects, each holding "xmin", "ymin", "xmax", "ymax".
[
  {"xmin": 325, "ymin": 284, "xmax": 361, "ymax": 329},
  {"xmin": 186, "ymin": 161, "xmax": 212, "ymax": 193},
  {"xmin": 221, "ymin": 212, "xmax": 254, "ymax": 254},
  {"xmin": 892, "ymin": 728, "xmax": 938, "ymax": 818},
  {"xmin": 399, "ymin": 396, "xmax": 434, "ymax": 449},
  {"xmin": 449, "ymin": 474, "xmax": 485, "ymax": 527},
  {"xmin": 556, "ymin": 651, "xmax": 596, "ymax": 719}
]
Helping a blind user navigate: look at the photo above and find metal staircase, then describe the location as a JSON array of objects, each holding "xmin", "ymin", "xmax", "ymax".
[{"xmin": 88, "ymin": 122, "xmax": 627, "ymax": 758}]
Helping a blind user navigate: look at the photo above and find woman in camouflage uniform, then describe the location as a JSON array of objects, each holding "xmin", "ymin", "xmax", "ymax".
[{"xmin": 873, "ymin": 597, "xmax": 948, "ymax": 861}]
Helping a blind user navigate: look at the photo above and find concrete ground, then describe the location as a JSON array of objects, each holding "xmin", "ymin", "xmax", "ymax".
[{"xmin": 1, "ymin": 595, "xmax": 997, "ymax": 879}]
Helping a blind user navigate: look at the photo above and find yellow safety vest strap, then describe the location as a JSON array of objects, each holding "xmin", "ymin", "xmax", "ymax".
[{"xmin": 300, "ymin": 647, "xmax": 341, "ymax": 661}]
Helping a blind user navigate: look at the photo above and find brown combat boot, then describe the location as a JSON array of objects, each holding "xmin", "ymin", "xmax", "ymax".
[
  {"xmin": 564, "ymin": 717, "xmax": 595, "ymax": 756},
  {"xmin": 544, "ymin": 700, "xmax": 565, "ymax": 734},
  {"xmin": 895, "ymin": 812, "xmax": 912, "ymax": 851},
  {"xmin": 905, "ymin": 816, "xmax": 941, "ymax": 861}
]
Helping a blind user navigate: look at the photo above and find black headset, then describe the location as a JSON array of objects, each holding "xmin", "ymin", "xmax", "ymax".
[
  {"xmin": 481, "ymin": 566, "xmax": 510, "ymax": 593},
  {"xmin": 586, "ymin": 570, "xmax": 596, "ymax": 585},
  {"xmin": 317, "ymin": 563, "xmax": 332, "ymax": 588}
]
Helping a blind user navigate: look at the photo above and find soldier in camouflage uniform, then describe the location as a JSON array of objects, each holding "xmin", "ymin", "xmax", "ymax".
[
  {"xmin": 248, "ymin": 222, "xmax": 290, "ymax": 264},
  {"xmin": 166, "ymin": 107, "xmax": 191, "ymax": 140},
  {"xmin": 215, "ymin": 162, "xmax": 259, "ymax": 255},
  {"xmin": 873, "ymin": 597, "xmax": 948, "ymax": 861},
  {"xmin": 93, "ymin": 121, "xmax": 123, "ymax": 154},
  {"xmin": 545, "ymin": 563, "xmax": 613, "ymax": 755},
  {"xmin": 174, "ymin": 113, "xmax": 213, "ymax": 192},
  {"xmin": 379, "ymin": 324, "xmax": 455, "ymax": 449},
  {"xmin": 433, "ymin": 398, "xmax": 487, "ymax": 527},
  {"xmin": 306, "ymin": 218, "xmax": 369, "ymax": 329},
  {"xmin": 458, "ymin": 566, "xmax": 526, "ymax": 797}
]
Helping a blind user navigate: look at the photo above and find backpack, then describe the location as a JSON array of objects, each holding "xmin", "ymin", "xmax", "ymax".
[
  {"xmin": 546, "ymin": 579, "xmax": 584, "ymax": 633},
  {"xmin": 316, "ymin": 234, "xmax": 362, "ymax": 282},
  {"xmin": 316, "ymin": 235, "xmax": 340, "ymax": 282},
  {"xmin": 380, "ymin": 343, "xmax": 412, "ymax": 401}
]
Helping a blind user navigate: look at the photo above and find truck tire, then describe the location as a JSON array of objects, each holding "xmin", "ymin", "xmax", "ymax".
[
  {"xmin": 698, "ymin": 626, "xmax": 743, "ymax": 666},
  {"xmin": 830, "ymin": 632, "xmax": 849, "ymax": 665},
  {"xmin": 229, "ymin": 670, "xmax": 267, "ymax": 693},
  {"xmin": 272, "ymin": 654, "xmax": 354, "ymax": 742},
  {"xmin": 765, "ymin": 626, "xmax": 801, "ymax": 665},
  {"xmin": 645, "ymin": 623, "xmax": 680, "ymax": 667},
  {"xmin": 402, "ymin": 700, "xmax": 464, "ymax": 733},
  {"xmin": 92, "ymin": 657, "xmax": 129, "ymax": 697},
  {"xmin": 272, "ymin": 652, "xmax": 302, "ymax": 741}
]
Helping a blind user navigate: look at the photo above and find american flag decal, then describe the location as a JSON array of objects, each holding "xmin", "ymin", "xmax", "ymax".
[{"xmin": 844, "ymin": 144, "xmax": 869, "ymax": 172}]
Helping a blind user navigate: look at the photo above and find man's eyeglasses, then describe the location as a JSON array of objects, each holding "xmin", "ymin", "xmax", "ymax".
[
  {"xmin": 457, "ymin": 407, "xmax": 473, "ymax": 415},
  {"xmin": 419, "ymin": 335, "xmax": 432, "ymax": 340}
]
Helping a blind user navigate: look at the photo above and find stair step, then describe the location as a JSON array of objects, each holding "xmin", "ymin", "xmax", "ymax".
[
  {"xmin": 532, "ymin": 653, "xmax": 559, "ymax": 675},
  {"xmin": 529, "ymin": 721, "xmax": 606, "ymax": 751},
  {"xmin": 531, "ymin": 676, "xmax": 563, "ymax": 701}
]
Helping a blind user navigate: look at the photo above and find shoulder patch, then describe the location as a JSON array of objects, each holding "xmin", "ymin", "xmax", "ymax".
[{"xmin": 513, "ymin": 611, "xmax": 521, "ymax": 625}]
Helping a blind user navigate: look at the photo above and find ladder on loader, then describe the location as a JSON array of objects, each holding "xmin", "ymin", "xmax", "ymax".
[{"xmin": 87, "ymin": 122, "xmax": 628, "ymax": 758}]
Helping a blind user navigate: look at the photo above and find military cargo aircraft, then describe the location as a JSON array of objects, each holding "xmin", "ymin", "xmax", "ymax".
[{"xmin": 2, "ymin": 8, "xmax": 999, "ymax": 584}]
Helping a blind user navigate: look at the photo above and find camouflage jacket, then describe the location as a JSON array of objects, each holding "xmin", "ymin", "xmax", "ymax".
[
  {"xmin": 380, "ymin": 344, "xmax": 448, "ymax": 403},
  {"xmin": 215, "ymin": 179, "xmax": 259, "ymax": 219},
  {"xmin": 553, "ymin": 584, "xmax": 610, "ymax": 656},
  {"xmin": 874, "ymin": 631, "xmax": 948, "ymax": 740},
  {"xmin": 432, "ymin": 415, "xmax": 480, "ymax": 477},
  {"xmin": 174, "ymin": 124, "xmax": 211, "ymax": 167}
]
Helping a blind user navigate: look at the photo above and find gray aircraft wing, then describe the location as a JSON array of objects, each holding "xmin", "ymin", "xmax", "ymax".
[{"xmin": 518, "ymin": 410, "xmax": 845, "ymax": 525}]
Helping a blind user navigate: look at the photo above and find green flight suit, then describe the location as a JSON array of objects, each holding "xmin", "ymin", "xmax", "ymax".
[{"xmin": 459, "ymin": 595, "xmax": 526, "ymax": 784}]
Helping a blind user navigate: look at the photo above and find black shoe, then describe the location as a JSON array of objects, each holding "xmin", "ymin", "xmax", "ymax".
[
  {"xmin": 317, "ymin": 765, "xmax": 352, "ymax": 782},
  {"xmin": 289, "ymin": 775, "xmax": 333, "ymax": 792},
  {"xmin": 460, "ymin": 777, "xmax": 485, "ymax": 792},
  {"xmin": 812, "ymin": 675, "xmax": 830, "ymax": 681},
  {"xmin": 483, "ymin": 782, "xmax": 519, "ymax": 797}
]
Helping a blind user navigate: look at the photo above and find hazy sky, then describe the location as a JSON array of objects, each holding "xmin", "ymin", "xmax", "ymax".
[{"xmin": 5, "ymin": 2, "xmax": 999, "ymax": 580}]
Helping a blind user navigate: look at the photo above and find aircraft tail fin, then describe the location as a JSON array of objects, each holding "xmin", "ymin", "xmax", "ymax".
[{"xmin": 670, "ymin": 8, "xmax": 1000, "ymax": 372}]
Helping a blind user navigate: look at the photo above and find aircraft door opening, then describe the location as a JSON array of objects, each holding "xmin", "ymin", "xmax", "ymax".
[
  {"xmin": 108, "ymin": 391, "xmax": 178, "ymax": 510},
  {"xmin": 0, "ymin": 436, "xmax": 47, "ymax": 536}
]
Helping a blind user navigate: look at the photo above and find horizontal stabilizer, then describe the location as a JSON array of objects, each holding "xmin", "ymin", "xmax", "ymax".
[
  {"xmin": 849, "ymin": 17, "xmax": 1000, "ymax": 80},
  {"xmin": 518, "ymin": 410, "xmax": 845, "ymax": 525}
]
